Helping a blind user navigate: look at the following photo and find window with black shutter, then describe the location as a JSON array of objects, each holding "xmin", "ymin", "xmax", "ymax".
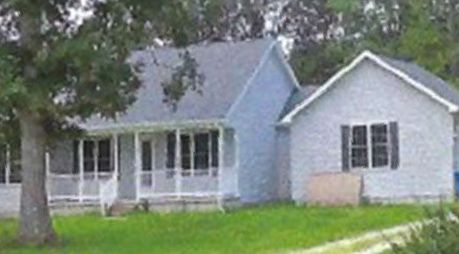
[{"xmin": 344, "ymin": 122, "xmax": 399, "ymax": 170}]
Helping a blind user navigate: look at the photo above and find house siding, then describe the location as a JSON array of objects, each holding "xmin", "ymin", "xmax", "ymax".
[
  {"xmin": 276, "ymin": 127, "xmax": 291, "ymax": 200},
  {"xmin": 228, "ymin": 50, "xmax": 295, "ymax": 203},
  {"xmin": 289, "ymin": 59, "xmax": 454, "ymax": 203}
]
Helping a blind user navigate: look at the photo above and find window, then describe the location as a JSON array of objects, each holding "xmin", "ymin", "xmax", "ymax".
[
  {"xmin": 347, "ymin": 123, "xmax": 394, "ymax": 169},
  {"xmin": 98, "ymin": 139, "xmax": 111, "ymax": 172},
  {"xmin": 142, "ymin": 141, "xmax": 152, "ymax": 171},
  {"xmin": 166, "ymin": 133, "xmax": 176, "ymax": 169},
  {"xmin": 351, "ymin": 126, "xmax": 368, "ymax": 168},
  {"xmin": 210, "ymin": 131, "xmax": 219, "ymax": 168},
  {"xmin": 371, "ymin": 124, "xmax": 389, "ymax": 168},
  {"xmin": 0, "ymin": 144, "xmax": 21, "ymax": 184},
  {"xmin": 0, "ymin": 145, "xmax": 6, "ymax": 184},
  {"xmin": 165, "ymin": 130, "xmax": 220, "ymax": 177},
  {"xmin": 181, "ymin": 135, "xmax": 191, "ymax": 175},
  {"xmin": 83, "ymin": 141, "xmax": 95, "ymax": 173},
  {"xmin": 194, "ymin": 133, "xmax": 210, "ymax": 170}
]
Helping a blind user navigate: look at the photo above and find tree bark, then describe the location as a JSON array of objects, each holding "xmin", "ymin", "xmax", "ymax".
[{"xmin": 18, "ymin": 111, "xmax": 56, "ymax": 244}]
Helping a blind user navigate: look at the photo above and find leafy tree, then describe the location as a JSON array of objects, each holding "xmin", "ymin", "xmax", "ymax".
[{"xmin": 0, "ymin": 0, "xmax": 208, "ymax": 244}]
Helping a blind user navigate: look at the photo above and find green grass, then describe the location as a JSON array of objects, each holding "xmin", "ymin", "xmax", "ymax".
[{"xmin": 0, "ymin": 204, "xmax": 424, "ymax": 254}]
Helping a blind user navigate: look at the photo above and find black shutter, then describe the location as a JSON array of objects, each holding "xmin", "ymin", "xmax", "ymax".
[
  {"xmin": 389, "ymin": 122, "xmax": 399, "ymax": 170},
  {"xmin": 341, "ymin": 125, "xmax": 351, "ymax": 172}
]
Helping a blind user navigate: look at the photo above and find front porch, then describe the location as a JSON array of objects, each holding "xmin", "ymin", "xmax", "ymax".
[{"xmin": 46, "ymin": 123, "xmax": 240, "ymax": 211}]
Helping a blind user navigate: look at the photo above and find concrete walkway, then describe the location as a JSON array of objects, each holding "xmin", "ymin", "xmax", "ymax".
[{"xmin": 284, "ymin": 222, "xmax": 417, "ymax": 254}]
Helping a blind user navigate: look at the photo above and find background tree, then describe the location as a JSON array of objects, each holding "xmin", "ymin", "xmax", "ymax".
[{"xmin": 0, "ymin": 0, "xmax": 210, "ymax": 244}]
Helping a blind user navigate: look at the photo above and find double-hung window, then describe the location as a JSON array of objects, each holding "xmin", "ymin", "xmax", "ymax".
[{"xmin": 344, "ymin": 122, "xmax": 399, "ymax": 170}]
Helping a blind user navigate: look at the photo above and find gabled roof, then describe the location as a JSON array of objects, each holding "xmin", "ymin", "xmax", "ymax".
[
  {"xmin": 281, "ymin": 51, "xmax": 459, "ymax": 124},
  {"xmin": 82, "ymin": 38, "xmax": 286, "ymax": 131},
  {"xmin": 278, "ymin": 85, "xmax": 318, "ymax": 120}
]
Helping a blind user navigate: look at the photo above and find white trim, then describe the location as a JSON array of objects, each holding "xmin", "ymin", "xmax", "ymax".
[
  {"xmin": 83, "ymin": 119, "xmax": 227, "ymax": 136},
  {"xmin": 348, "ymin": 121, "xmax": 392, "ymax": 170},
  {"xmin": 217, "ymin": 126, "xmax": 224, "ymax": 211},
  {"xmin": 175, "ymin": 129, "xmax": 182, "ymax": 197},
  {"xmin": 134, "ymin": 132, "xmax": 141, "ymax": 202},
  {"xmin": 281, "ymin": 50, "xmax": 459, "ymax": 124},
  {"xmin": 113, "ymin": 133, "xmax": 119, "ymax": 187},
  {"xmin": 78, "ymin": 140, "xmax": 84, "ymax": 203}
]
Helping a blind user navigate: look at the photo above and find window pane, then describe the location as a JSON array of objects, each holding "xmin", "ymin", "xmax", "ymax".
[
  {"xmin": 73, "ymin": 140, "xmax": 79, "ymax": 174},
  {"xmin": 9, "ymin": 143, "xmax": 21, "ymax": 183},
  {"xmin": 371, "ymin": 124, "xmax": 388, "ymax": 144},
  {"xmin": 98, "ymin": 139, "xmax": 111, "ymax": 172},
  {"xmin": 142, "ymin": 141, "xmax": 152, "ymax": 171},
  {"xmin": 181, "ymin": 135, "xmax": 191, "ymax": 172},
  {"xmin": 194, "ymin": 133, "xmax": 209, "ymax": 169},
  {"xmin": 351, "ymin": 147, "xmax": 368, "ymax": 168},
  {"xmin": 211, "ymin": 131, "xmax": 219, "ymax": 168},
  {"xmin": 0, "ymin": 145, "xmax": 6, "ymax": 183},
  {"xmin": 166, "ymin": 133, "xmax": 176, "ymax": 169},
  {"xmin": 372, "ymin": 146, "xmax": 389, "ymax": 167},
  {"xmin": 83, "ymin": 141, "xmax": 95, "ymax": 173},
  {"xmin": 352, "ymin": 126, "xmax": 367, "ymax": 145}
]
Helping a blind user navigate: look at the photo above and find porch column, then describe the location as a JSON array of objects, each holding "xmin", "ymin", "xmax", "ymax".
[
  {"xmin": 175, "ymin": 129, "xmax": 182, "ymax": 197},
  {"xmin": 5, "ymin": 145, "xmax": 10, "ymax": 185},
  {"xmin": 94, "ymin": 140, "xmax": 99, "ymax": 180},
  {"xmin": 134, "ymin": 132, "xmax": 141, "ymax": 202},
  {"xmin": 113, "ymin": 134, "xmax": 119, "ymax": 177},
  {"xmin": 217, "ymin": 126, "xmax": 224, "ymax": 210},
  {"xmin": 78, "ymin": 139, "xmax": 84, "ymax": 203},
  {"xmin": 113, "ymin": 133, "xmax": 119, "ymax": 188},
  {"xmin": 45, "ymin": 151, "xmax": 50, "ymax": 177}
]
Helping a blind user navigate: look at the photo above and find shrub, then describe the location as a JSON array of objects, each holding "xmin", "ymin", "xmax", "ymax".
[{"xmin": 390, "ymin": 206, "xmax": 459, "ymax": 254}]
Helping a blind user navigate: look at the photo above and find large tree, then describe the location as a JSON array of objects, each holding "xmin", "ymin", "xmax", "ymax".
[{"xmin": 0, "ymin": 0, "xmax": 211, "ymax": 244}]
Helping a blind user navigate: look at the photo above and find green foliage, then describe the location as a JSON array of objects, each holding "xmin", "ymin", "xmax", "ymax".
[
  {"xmin": 288, "ymin": 0, "xmax": 459, "ymax": 88},
  {"xmin": 390, "ymin": 206, "xmax": 459, "ymax": 254}
]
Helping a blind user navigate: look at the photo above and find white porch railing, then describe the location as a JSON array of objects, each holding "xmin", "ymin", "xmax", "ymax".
[
  {"xmin": 99, "ymin": 174, "xmax": 118, "ymax": 215},
  {"xmin": 47, "ymin": 172, "xmax": 116, "ymax": 203},
  {"xmin": 137, "ymin": 167, "xmax": 239, "ymax": 200}
]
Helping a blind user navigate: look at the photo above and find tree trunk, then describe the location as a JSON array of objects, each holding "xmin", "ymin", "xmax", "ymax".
[{"xmin": 18, "ymin": 112, "xmax": 56, "ymax": 244}]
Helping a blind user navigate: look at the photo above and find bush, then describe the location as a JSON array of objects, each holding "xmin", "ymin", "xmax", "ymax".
[{"xmin": 390, "ymin": 206, "xmax": 459, "ymax": 254}]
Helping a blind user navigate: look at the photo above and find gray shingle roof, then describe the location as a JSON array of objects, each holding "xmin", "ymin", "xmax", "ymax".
[
  {"xmin": 377, "ymin": 54, "xmax": 459, "ymax": 107},
  {"xmin": 279, "ymin": 85, "xmax": 318, "ymax": 120},
  {"xmin": 81, "ymin": 38, "xmax": 275, "ymax": 130}
]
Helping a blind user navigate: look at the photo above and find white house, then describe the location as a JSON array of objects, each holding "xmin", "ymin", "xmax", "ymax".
[{"xmin": 0, "ymin": 39, "xmax": 458, "ymax": 215}]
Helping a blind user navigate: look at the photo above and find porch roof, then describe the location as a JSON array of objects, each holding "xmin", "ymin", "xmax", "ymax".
[{"xmin": 80, "ymin": 39, "xmax": 275, "ymax": 132}]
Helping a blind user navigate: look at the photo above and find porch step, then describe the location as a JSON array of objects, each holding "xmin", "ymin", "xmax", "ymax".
[
  {"xmin": 140, "ymin": 195, "xmax": 241, "ymax": 213},
  {"xmin": 107, "ymin": 200, "xmax": 138, "ymax": 217}
]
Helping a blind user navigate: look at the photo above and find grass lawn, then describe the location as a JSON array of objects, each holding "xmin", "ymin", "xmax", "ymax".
[{"xmin": 0, "ymin": 204, "xmax": 425, "ymax": 254}]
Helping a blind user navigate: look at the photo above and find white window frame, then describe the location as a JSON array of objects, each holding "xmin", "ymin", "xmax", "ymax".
[{"xmin": 349, "ymin": 121, "xmax": 392, "ymax": 170}]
